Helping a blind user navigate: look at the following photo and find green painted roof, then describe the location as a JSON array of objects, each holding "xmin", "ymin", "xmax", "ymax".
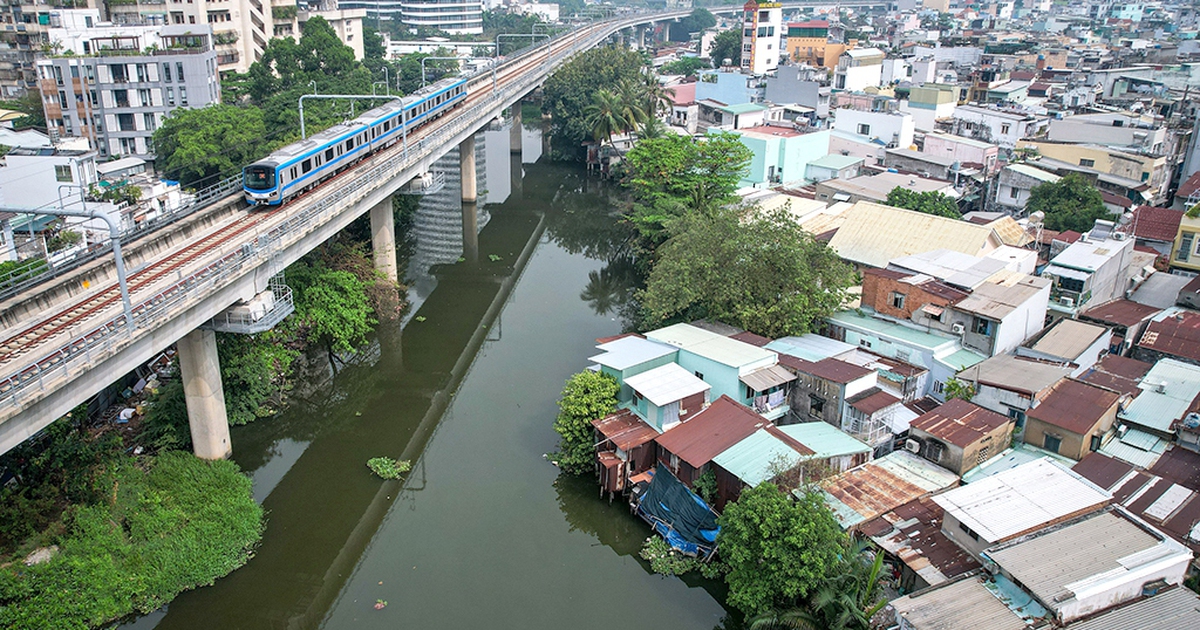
[
  {"xmin": 777, "ymin": 422, "xmax": 871, "ymax": 459},
  {"xmin": 713, "ymin": 429, "xmax": 799, "ymax": 487},
  {"xmin": 721, "ymin": 102, "xmax": 769, "ymax": 115},
  {"xmin": 828, "ymin": 309, "xmax": 961, "ymax": 352}
]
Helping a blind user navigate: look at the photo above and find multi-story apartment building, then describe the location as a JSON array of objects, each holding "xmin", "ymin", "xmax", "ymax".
[
  {"xmin": 37, "ymin": 25, "xmax": 219, "ymax": 158},
  {"xmin": 0, "ymin": 0, "xmax": 105, "ymax": 97},
  {"xmin": 340, "ymin": 0, "xmax": 483, "ymax": 35},
  {"xmin": 785, "ymin": 19, "xmax": 851, "ymax": 70},
  {"xmin": 739, "ymin": 0, "xmax": 782, "ymax": 75}
]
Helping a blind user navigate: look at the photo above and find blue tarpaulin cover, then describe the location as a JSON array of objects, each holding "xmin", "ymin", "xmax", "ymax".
[{"xmin": 635, "ymin": 464, "xmax": 720, "ymax": 557}]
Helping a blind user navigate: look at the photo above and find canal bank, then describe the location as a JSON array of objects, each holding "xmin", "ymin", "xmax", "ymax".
[{"xmin": 122, "ymin": 126, "xmax": 729, "ymax": 630}]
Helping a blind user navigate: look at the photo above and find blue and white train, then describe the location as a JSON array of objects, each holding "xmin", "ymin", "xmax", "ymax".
[{"xmin": 242, "ymin": 76, "xmax": 468, "ymax": 206}]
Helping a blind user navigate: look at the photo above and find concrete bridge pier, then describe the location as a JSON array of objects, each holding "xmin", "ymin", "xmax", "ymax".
[
  {"xmin": 369, "ymin": 195, "xmax": 399, "ymax": 285},
  {"xmin": 462, "ymin": 201, "xmax": 479, "ymax": 263},
  {"xmin": 177, "ymin": 328, "xmax": 231, "ymax": 460},
  {"xmin": 637, "ymin": 25, "xmax": 646, "ymax": 50},
  {"xmin": 510, "ymin": 153, "xmax": 523, "ymax": 200},
  {"xmin": 460, "ymin": 135, "xmax": 477, "ymax": 204},
  {"xmin": 510, "ymin": 101, "xmax": 522, "ymax": 155}
]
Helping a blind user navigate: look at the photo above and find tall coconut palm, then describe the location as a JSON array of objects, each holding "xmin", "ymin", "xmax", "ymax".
[
  {"xmin": 637, "ymin": 72, "xmax": 676, "ymax": 119},
  {"xmin": 615, "ymin": 78, "xmax": 650, "ymax": 133},
  {"xmin": 637, "ymin": 117, "xmax": 669, "ymax": 140},
  {"xmin": 584, "ymin": 89, "xmax": 630, "ymax": 145},
  {"xmin": 748, "ymin": 544, "xmax": 889, "ymax": 630}
]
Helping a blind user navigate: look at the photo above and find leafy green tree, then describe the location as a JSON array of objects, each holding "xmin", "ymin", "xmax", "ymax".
[
  {"xmin": 944, "ymin": 377, "xmax": 976, "ymax": 402},
  {"xmin": 542, "ymin": 47, "xmax": 649, "ymax": 159},
  {"xmin": 550, "ymin": 371, "xmax": 618, "ymax": 475},
  {"xmin": 1026, "ymin": 172, "xmax": 1111, "ymax": 232},
  {"xmin": 885, "ymin": 187, "xmax": 961, "ymax": 219},
  {"xmin": 709, "ymin": 29, "xmax": 743, "ymax": 68},
  {"xmin": 363, "ymin": 25, "xmax": 385, "ymax": 59},
  {"xmin": 217, "ymin": 332, "xmax": 299, "ymax": 425},
  {"xmin": 152, "ymin": 104, "xmax": 268, "ymax": 187},
  {"xmin": 624, "ymin": 132, "xmax": 752, "ymax": 242},
  {"xmin": 660, "ymin": 56, "xmax": 710, "ymax": 76},
  {"xmin": 640, "ymin": 206, "xmax": 855, "ymax": 338},
  {"xmin": 287, "ymin": 258, "xmax": 378, "ymax": 356},
  {"xmin": 717, "ymin": 484, "xmax": 845, "ymax": 615},
  {"xmin": 748, "ymin": 543, "xmax": 889, "ymax": 630}
]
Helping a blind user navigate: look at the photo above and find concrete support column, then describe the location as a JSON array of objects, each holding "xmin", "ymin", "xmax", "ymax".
[
  {"xmin": 370, "ymin": 196, "xmax": 398, "ymax": 285},
  {"xmin": 460, "ymin": 135, "xmax": 477, "ymax": 204},
  {"xmin": 510, "ymin": 100, "xmax": 522, "ymax": 155},
  {"xmin": 177, "ymin": 328, "xmax": 231, "ymax": 460},
  {"xmin": 510, "ymin": 153, "xmax": 523, "ymax": 200},
  {"xmin": 462, "ymin": 201, "xmax": 478, "ymax": 263},
  {"xmin": 637, "ymin": 26, "xmax": 646, "ymax": 50}
]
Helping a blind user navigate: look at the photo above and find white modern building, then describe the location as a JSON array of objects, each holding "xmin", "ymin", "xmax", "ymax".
[
  {"xmin": 834, "ymin": 48, "xmax": 884, "ymax": 92},
  {"xmin": 37, "ymin": 26, "xmax": 220, "ymax": 159},
  {"xmin": 740, "ymin": 0, "xmax": 783, "ymax": 75},
  {"xmin": 832, "ymin": 109, "xmax": 915, "ymax": 150},
  {"xmin": 341, "ymin": 0, "xmax": 484, "ymax": 35},
  {"xmin": 950, "ymin": 105, "xmax": 1047, "ymax": 150}
]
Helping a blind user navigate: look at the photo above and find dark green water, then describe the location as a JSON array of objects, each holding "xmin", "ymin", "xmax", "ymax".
[{"xmin": 122, "ymin": 127, "xmax": 729, "ymax": 630}]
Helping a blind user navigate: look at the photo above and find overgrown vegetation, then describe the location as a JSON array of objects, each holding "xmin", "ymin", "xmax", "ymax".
[
  {"xmin": 885, "ymin": 187, "xmax": 961, "ymax": 219},
  {"xmin": 708, "ymin": 29, "xmax": 743, "ymax": 69},
  {"xmin": 542, "ymin": 47, "xmax": 653, "ymax": 159},
  {"xmin": 0, "ymin": 451, "xmax": 263, "ymax": 630},
  {"xmin": 1026, "ymin": 172, "xmax": 1111, "ymax": 233},
  {"xmin": 550, "ymin": 371, "xmax": 619, "ymax": 474}
]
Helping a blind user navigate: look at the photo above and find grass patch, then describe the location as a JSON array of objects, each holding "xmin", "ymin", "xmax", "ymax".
[{"xmin": 0, "ymin": 451, "xmax": 264, "ymax": 629}]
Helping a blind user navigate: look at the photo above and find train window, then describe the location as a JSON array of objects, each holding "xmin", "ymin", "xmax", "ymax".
[
  {"xmin": 345, "ymin": 139, "xmax": 354, "ymax": 151},
  {"xmin": 301, "ymin": 159, "xmax": 312, "ymax": 174},
  {"xmin": 290, "ymin": 167, "xmax": 297, "ymax": 179},
  {"xmin": 325, "ymin": 148, "xmax": 334, "ymax": 161}
]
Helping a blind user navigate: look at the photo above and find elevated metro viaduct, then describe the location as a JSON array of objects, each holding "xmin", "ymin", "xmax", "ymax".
[{"xmin": 0, "ymin": 1, "xmax": 890, "ymax": 459}]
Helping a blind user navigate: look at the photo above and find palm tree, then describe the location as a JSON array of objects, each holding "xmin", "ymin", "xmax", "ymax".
[
  {"xmin": 637, "ymin": 72, "xmax": 676, "ymax": 119},
  {"xmin": 748, "ymin": 544, "xmax": 889, "ymax": 630},
  {"xmin": 615, "ymin": 78, "xmax": 650, "ymax": 133},
  {"xmin": 637, "ymin": 117, "xmax": 668, "ymax": 140},
  {"xmin": 583, "ymin": 89, "xmax": 630, "ymax": 146}
]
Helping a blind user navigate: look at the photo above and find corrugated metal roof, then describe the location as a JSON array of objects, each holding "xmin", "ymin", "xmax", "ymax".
[
  {"xmin": 1077, "ymin": 354, "xmax": 1153, "ymax": 397},
  {"xmin": 766, "ymin": 334, "xmax": 855, "ymax": 362},
  {"xmin": 1027, "ymin": 378, "xmax": 1120, "ymax": 436},
  {"xmin": 1080, "ymin": 299, "xmax": 1161, "ymax": 328},
  {"xmin": 827, "ymin": 202, "xmax": 1001, "ymax": 269},
  {"xmin": 589, "ymin": 336, "xmax": 677, "ymax": 371},
  {"xmin": 985, "ymin": 511, "xmax": 1187, "ymax": 612},
  {"xmin": 1099, "ymin": 428, "xmax": 1169, "ymax": 469},
  {"xmin": 961, "ymin": 444, "xmax": 1078, "ymax": 484},
  {"xmin": 955, "ymin": 276, "xmax": 1050, "ymax": 320},
  {"xmin": 645, "ymin": 323, "xmax": 776, "ymax": 370},
  {"xmin": 829, "ymin": 308, "xmax": 965, "ymax": 353},
  {"xmin": 777, "ymin": 422, "xmax": 871, "ymax": 459},
  {"xmin": 821, "ymin": 450, "xmax": 959, "ymax": 529},
  {"xmin": 654, "ymin": 395, "xmax": 766, "ymax": 468},
  {"xmin": 911, "ymin": 399, "xmax": 1012, "ymax": 448},
  {"xmin": 624, "ymin": 363, "xmax": 711, "ymax": 407},
  {"xmin": 1006, "ymin": 163, "xmax": 1061, "ymax": 183},
  {"xmin": 936, "ymin": 348, "xmax": 988, "ymax": 373},
  {"xmin": 1139, "ymin": 307, "xmax": 1200, "ymax": 363},
  {"xmin": 804, "ymin": 357, "xmax": 874, "ymax": 384},
  {"xmin": 932, "ymin": 458, "xmax": 1111, "ymax": 543},
  {"xmin": 889, "ymin": 249, "xmax": 1010, "ymax": 290},
  {"xmin": 1064, "ymin": 587, "xmax": 1200, "ymax": 630},
  {"xmin": 713, "ymin": 429, "xmax": 802, "ymax": 488},
  {"xmin": 739, "ymin": 364, "xmax": 796, "ymax": 392},
  {"xmin": 846, "ymin": 387, "xmax": 900, "ymax": 415},
  {"xmin": 891, "ymin": 574, "xmax": 1031, "ymax": 630},
  {"xmin": 862, "ymin": 495, "xmax": 981, "ymax": 586},
  {"xmin": 1048, "ymin": 236, "xmax": 1132, "ymax": 273},
  {"xmin": 1119, "ymin": 358, "xmax": 1200, "ymax": 433},
  {"xmin": 1149, "ymin": 447, "xmax": 1200, "ymax": 491},
  {"xmin": 592, "ymin": 409, "xmax": 660, "ymax": 451}
]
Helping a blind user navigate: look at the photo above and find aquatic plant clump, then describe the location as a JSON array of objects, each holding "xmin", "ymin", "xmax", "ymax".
[{"xmin": 366, "ymin": 457, "xmax": 412, "ymax": 480}]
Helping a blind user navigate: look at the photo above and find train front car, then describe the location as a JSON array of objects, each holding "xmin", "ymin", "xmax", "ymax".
[{"xmin": 243, "ymin": 161, "xmax": 282, "ymax": 206}]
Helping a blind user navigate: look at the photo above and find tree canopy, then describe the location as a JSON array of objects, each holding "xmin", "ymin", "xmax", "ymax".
[
  {"xmin": 709, "ymin": 29, "xmax": 743, "ymax": 68},
  {"xmin": 151, "ymin": 104, "xmax": 267, "ymax": 187},
  {"xmin": 639, "ymin": 205, "xmax": 856, "ymax": 338},
  {"xmin": 542, "ymin": 47, "xmax": 650, "ymax": 159},
  {"xmin": 717, "ymin": 484, "xmax": 846, "ymax": 615},
  {"xmin": 624, "ymin": 132, "xmax": 752, "ymax": 242},
  {"xmin": 659, "ymin": 56, "xmax": 710, "ymax": 77},
  {"xmin": 669, "ymin": 8, "xmax": 717, "ymax": 41},
  {"xmin": 551, "ymin": 371, "xmax": 619, "ymax": 474},
  {"xmin": 885, "ymin": 187, "xmax": 961, "ymax": 219},
  {"xmin": 1026, "ymin": 172, "xmax": 1111, "ymax": 233}
]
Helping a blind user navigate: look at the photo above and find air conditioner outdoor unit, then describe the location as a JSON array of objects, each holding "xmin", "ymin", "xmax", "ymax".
[
  {"xmin": 1113, "ymin": 231, "xmax": 1128, "ymax": 241},
  {"xmin": 905, "ymin": 439, "xmax": 922, "ymax": 454},
  {"xmin": 1060, "ymin": 296, "xmax": 1075, "ymax": 307},
  {"xmin": 951, "ymin": 323, "xmax": 965, "ymax": 335}
]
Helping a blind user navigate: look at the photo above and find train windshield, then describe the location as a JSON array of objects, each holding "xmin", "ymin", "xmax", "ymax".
[{"xmin": 243, "ymin": 166, "xmax": 275, "ymax": 190}]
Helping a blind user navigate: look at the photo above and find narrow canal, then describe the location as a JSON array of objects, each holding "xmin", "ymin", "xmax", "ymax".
[{"xmin": 123, "ymin": 125, "xmax": 730, "ymax": 630}]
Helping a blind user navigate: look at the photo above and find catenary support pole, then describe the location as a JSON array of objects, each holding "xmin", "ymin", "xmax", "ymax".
[{"xmin": 177, "ymin": 328, "xmax": 231, "ymax": 460}]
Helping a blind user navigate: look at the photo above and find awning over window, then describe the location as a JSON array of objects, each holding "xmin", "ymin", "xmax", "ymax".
[
  {"xmin": 922, "ymin": 304, "xmax": 945, "ymax": 317},
  {"xmin": 740, "ymin": 364, "xmax": 797, "ymax": 393}
]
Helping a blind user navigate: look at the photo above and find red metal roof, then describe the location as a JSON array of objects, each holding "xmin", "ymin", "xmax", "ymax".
[
  {"xmin": 1100, "ymin": 190, "xmax": 1134, "ymax": 209},
  {"xmin": 592, "ymin": 408, "xmax": 659, "ymax": 452},
  {"xmin": 1027, "ymin": 378, "xmax": 1120, "ymax": 436},
  {"xmin": 861, "ymin": 495, "xmax": 981, "ymax": 582},
  {"xmin": 1074, "ymin": 452, "xmax": 1135, "ymax": 490},
  {"xmin": 910, "ymin": 399, "xmax": 1011, "ymax": 448},
  {"xmin": 1139, "ymin": 310, "xmax": 1200, "ymax": 363},
  {"xmin": 1129, "ymin": 205, "xmax": 1183, "ymax": 243},
  {"xmin": 595, "ymin": 332, "xmax": 643, "ymax": 344},
  {"xmin": 1177, "ymin": 171, "xmax": 1200, "ymax": 200},
  {"xmin": 1150, "ymin": 447, "xmax": 1200, "ymax": 491},
  {"xmin": 789, "ymin": 19, "xmax": 829, "ymax": 28},
  {"xmin": 729, "ymin": 331, "xmax": 772, "ymax": 347},
  {"xmin": 1056, "ymin": 230, "xmax": 1083, "ymax": 244},
  {"xmin": 1075, "ymin": 452, "xmax": 1200, "ymax": 552},
  {"xmin": 653, "ymin": 395, "xmax": 766, "ymax": 468},
  {"xmin": 1078, "ymin": 354, "xmax": 1153, "ymax": 398},
  {"xmin": 805, "ymin": 357, "xmax": 874, "ymax": 384},
  {"xmin": 847, "ymin": 387, "xmax": 901, "ymax": 415},
  {"xmin": 1080, "ymin": 299, "xmax": 1161, "ymax": 328}
]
